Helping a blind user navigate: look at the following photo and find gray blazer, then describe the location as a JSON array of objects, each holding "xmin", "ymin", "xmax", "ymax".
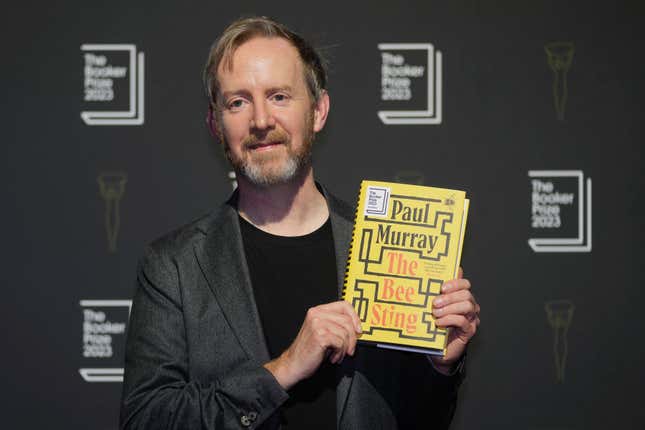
[{"xmin": 120, "ymin": 187, "xmax": 463, "ymax": 429}]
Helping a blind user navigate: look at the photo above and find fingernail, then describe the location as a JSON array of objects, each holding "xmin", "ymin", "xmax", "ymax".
[
  {"xmin": 434, "ymin": 308, "xmax": 443, "ymax": 316},
  {"xmin": 434, "ymin": 297, "xmax": 444, "ymax": 306},
  {"xmin": 442, "ymin": 283, "xmax": 450, "ymax": 292},
  {"xmin": 356, "ymin": 324, "xmax": 363, "ymax": 333}
]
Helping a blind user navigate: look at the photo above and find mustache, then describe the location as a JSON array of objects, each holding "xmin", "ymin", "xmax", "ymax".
[{"xmin": 242, "ymin": 129, "xmax": 290, "ymax": 148}]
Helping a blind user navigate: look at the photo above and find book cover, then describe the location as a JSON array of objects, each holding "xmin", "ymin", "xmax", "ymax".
[{"xmin": 342, "ymin": 180, "xmax": 469, "ymax": 356}]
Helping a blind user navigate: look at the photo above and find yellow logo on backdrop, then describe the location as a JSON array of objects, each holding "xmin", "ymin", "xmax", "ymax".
[
  {"xmin": 545, "ymin": 300, "xmax": 575, "ymax": 383},
  {"xmin": 98, "ymin": 172, "xmax": 127, "ymax": 253},
  {"xmin": 545, "ymin": 42, "xmax": 575, "ymax": 120}
]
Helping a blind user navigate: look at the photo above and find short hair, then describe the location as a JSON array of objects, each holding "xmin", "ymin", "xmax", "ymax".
[{"xmin": 203, "ymin": 16, "xmax": 327, "ymax": 109}]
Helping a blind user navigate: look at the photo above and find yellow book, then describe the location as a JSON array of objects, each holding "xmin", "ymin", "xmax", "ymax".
[{"xmin": 343, "ymin": 180, "xmax": 469, "ymax": 356}]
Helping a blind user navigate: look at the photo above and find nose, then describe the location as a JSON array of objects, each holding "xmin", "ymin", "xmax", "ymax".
[{"xmin": 250, "ymin": 100, "xmax": 276, "ymax": 130}]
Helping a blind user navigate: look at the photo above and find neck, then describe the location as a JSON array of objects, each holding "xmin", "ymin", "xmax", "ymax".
[{"xmin": 236, "ymin": 166, "xmax": 329, "ymax": 236}]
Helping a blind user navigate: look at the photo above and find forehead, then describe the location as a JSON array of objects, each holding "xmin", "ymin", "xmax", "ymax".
[{"xmin": 217, "ymin": 37, "xmax": 306, "ymax": 91}]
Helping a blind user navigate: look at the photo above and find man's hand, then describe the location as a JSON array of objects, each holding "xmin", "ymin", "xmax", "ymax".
[
  {"xmin": 264, "ymin": 301, "xmax": 362, "ymax": 390},
  {"xmin": 429, "ymin": 268, "xmax": 480, "ymax": 374}
]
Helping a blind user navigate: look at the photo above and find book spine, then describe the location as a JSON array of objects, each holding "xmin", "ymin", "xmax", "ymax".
[{"xmin": 342, "ymin": 180, "xmax": 365, "ymax": 301}]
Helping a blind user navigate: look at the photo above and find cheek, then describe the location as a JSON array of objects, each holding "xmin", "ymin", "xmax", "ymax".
[
  {"xmin": 273, "ymin": 110, "xmax": 308, "ymax": 138},
  {"xmin": 221, "ymin": 114, "xmax": 249, "ymax": 143}
]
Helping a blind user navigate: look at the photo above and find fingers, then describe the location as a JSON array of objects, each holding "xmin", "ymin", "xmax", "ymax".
[
  {"xmin": 434, "ymin": 313, "xmax": 478, "ymax": 336},
  {"xmin": 433, "ymin": 276, "xmax": 480, "ymax": 336},
  {"xmin": 305, "ymin": 301, "xmax": 362, "ymax": 360},
  {"xmin": 432, "ymin": 298, "xmax": 479, "ymax": 318},
  {"xmin": 319, "ymin": 312, "xmax": 359, "ymax": 356},
  {"xmin": 310, "ymin": 314, "xmax": 356, "ymax": 359},
  {"xmin": 435, "ymin": 278, "xmax": 478, "ymax": 312},
  {"xmin": 433, "ymin": 289, "xmax": 478, "ymax": 310},
  {"xmin": 441, "ymin": 277, "xmax": 471, "ymax": 293},
  {"xmin": 313, "ymin": 323, "xmax": 348, "ymax": 363},
  {"xmin": 274, "ymin": 301, "xmax": 363, "ymax": 387},
  {"xmin": 318, "ymin": 300, "xmax": 362, "ymax": 333}
]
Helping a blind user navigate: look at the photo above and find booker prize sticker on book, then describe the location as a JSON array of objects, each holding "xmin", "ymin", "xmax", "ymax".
[{"xmin": 343, "ymin": 180, "xmax": 469, "ymax": 356}]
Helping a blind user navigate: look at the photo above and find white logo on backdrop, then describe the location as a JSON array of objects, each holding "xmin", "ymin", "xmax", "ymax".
[
  {"xmin": 528, "ymin": 170, "xmax": 592, "ymax": 253},
  {"xmin": 81, "ymin": 44, "xmax": 145, "ymax": 125},
  {"xmin": 79, "ymin": 300, "xmax": 131, "ymax": 382},
  {"xmin": 378, "ymin": 43, "xmax": 442, "ymax": 125}
]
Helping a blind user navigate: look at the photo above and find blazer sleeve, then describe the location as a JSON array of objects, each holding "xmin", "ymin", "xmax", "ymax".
[{"xmin": 119, "ymin": 246, "xmax": 289, "ymax": 430}]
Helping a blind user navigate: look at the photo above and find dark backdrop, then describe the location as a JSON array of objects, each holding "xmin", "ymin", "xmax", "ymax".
[{"xmin": 4, "ymin": 1, "xmax": 644, "ymax": 428}]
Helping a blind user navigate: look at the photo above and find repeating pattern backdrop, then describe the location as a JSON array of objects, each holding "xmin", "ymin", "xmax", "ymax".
[{"xmin": 4, "ymin": 1, "xmax": 644, "ymax": 428}]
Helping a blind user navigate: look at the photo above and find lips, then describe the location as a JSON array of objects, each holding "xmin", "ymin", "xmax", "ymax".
[{"xmin": 248, "ymin": 141, "xmax": 283, "ymax": 151}]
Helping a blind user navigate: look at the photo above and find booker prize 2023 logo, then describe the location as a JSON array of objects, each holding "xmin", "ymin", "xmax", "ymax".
[
  {"xmin": 528, "ymin": 170, "xmax": 592, "ymax": 253},
  {"xmin": 79, "ymin": 300, "xmax": 131, "ymax": 382},
  {"xmin": 378, "ymin": 43, "xmax": 442, "ymax": 125},
  {"xmin": 81, "ymin": 44, "xmax": 145, "ymax": 125}
]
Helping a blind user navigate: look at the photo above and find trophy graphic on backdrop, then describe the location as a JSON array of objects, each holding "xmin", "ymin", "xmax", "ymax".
[
  {"xmin": 394, "ymin": 170, "xmax": 425, "ymax": 185},
  {"xmin": 545, "ymin": 42, "xmax": 575, "ymax": 120},
  {"xmin": 98, "ymin": 172, "xmax": 127, "ymax": 253},
  {"xmin": 545, "ymin": 300, "xmax": 575, "ymax": 383}
]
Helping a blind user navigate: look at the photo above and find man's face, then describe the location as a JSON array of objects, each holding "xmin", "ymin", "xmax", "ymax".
[{"xmin": 215, "ymin": 37, "xmax": 327, "ymax": 187}]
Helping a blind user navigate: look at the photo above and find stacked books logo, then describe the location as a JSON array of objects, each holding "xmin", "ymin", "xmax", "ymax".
[
  {"xmin": 528, "ymin": 170, "xmax": 592, "ymax": 253},
  {"xmin": 79, "ymin": 300, "xmax": 131, "ymax": 382},
  {"xmin": 377, "ymin": 43, "xmax": 442, "ymax": 125},
  {"xmin": 81, "ymin": 44, "xmax": 145, "ymax": 125}
]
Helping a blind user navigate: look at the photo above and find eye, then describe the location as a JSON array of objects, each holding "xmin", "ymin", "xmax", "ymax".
[
  {"xmin": 227, "ymin": 98, "xmax": 246, "ymax": 111},
  {"xmin": 271, "ymin": 93, "xmax": 290, "ymax": 105}
]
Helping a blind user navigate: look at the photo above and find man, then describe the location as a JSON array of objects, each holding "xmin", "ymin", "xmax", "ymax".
[{"xmin": 120, "ymin": 16, "xmax": 480, "ymax": 430}]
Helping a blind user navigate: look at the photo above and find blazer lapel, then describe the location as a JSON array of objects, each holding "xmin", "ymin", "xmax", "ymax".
[
  {"xmin": 324, "ymin": 188, "xmax": 357, "ymax": 427},
  {"xmin": 194, "ymin": 199, "xmax": 271, "ymax": 364},
  {"xmin": 195, "ymin": 185, "xmax": 357, "ymax": 426}
]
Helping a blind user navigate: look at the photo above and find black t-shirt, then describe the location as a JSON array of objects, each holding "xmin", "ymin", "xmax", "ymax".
[{"xmin": 239, "ymin": 215, "xmax": 339, "ymax": 429}]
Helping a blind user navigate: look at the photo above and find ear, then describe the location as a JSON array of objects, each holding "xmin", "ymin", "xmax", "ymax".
[
  {"xmin": 312, "ymin": 90, "xmax": 330, "ymax": 133},
  {"xmin": 206, "ymin": 104, "xmax": 219, "ymax": 139}
]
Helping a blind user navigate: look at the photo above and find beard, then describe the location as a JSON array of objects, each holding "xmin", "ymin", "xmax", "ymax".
[{"xmin": 223, "ymin": 111, "xmax": 315, "ymax": 187}]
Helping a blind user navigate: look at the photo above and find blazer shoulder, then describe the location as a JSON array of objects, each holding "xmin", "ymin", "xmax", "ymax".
[{"xmin": 145, "ymin": 209, "xmax": 219, "ymax": 260}]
